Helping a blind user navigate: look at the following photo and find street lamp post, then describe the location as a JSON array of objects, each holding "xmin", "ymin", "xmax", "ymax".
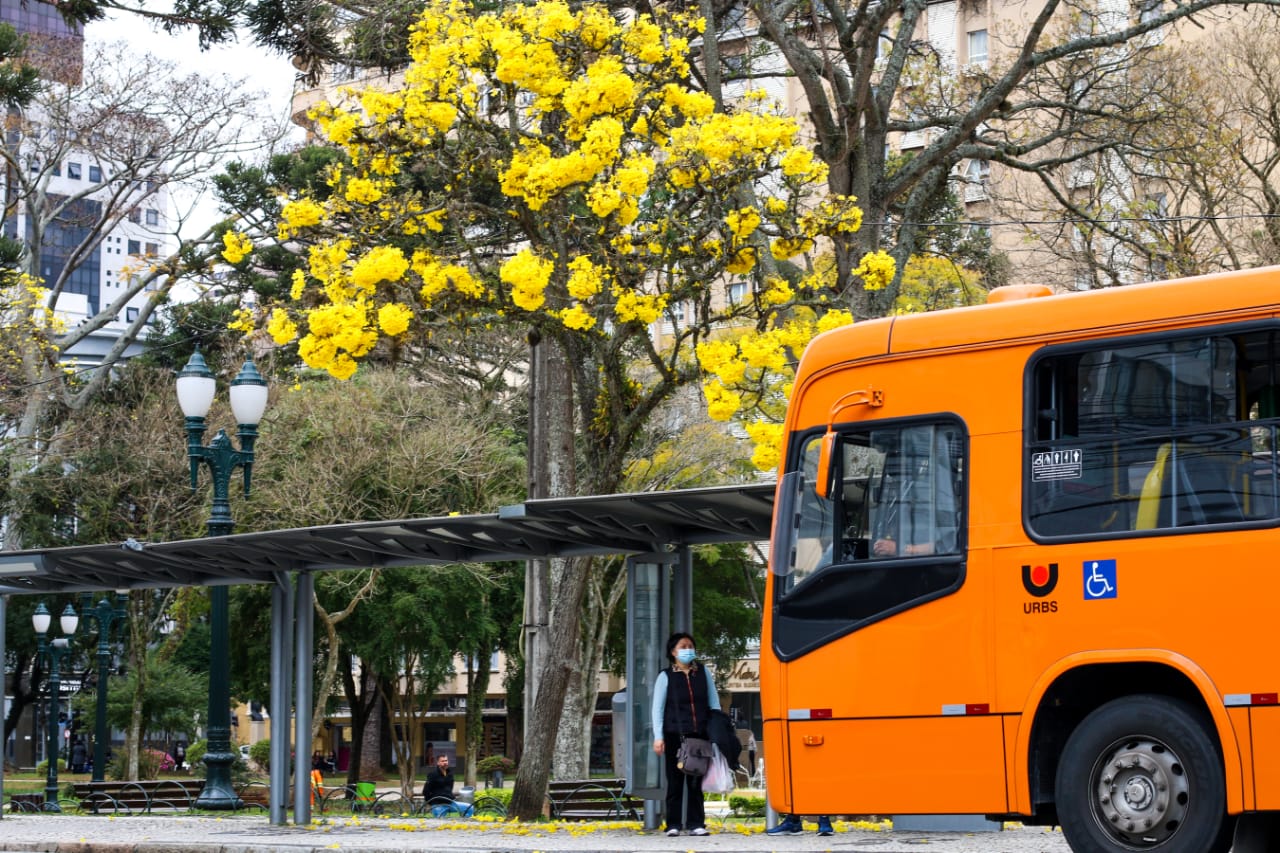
[
  {"xmin": 176, "ymin": 349, "xmax": 268, "ymax": 810},
  {"xmin": 32, "ymin": 602, "xmax": 79, "ymax": 812},
  {"xmin": 79, "ymin": 591, "xmax": 129, "ymax": 783}
]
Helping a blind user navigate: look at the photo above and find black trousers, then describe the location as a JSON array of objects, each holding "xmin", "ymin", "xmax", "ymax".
[{"xmin": 663, "ymin": 733, "xmax": 706, "ymax": 830}]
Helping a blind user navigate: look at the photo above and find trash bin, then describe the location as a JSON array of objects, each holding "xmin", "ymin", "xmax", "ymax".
[{"xmin": 355, "ymin": 781, "xmax": 376, "ymax": 810}]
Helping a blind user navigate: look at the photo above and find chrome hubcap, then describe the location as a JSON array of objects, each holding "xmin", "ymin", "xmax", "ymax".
[{"xmin": 1093, "ymin": 737, "xmax": 1190, "ymax": 848}]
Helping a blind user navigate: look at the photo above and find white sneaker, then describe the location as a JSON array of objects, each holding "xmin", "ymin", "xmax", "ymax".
[
  {"xmin": 689, "ymin": 827, "xmax": 710, "ymax": 836},
  {"xmin": 665, "ymin": 828, "xmax": 681, "ymax": 836}
]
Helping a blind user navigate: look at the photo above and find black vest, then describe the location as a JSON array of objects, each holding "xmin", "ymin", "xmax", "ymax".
[{"xmin": 663, "ymin": 664, "xmax": 710, "ymax": 737}]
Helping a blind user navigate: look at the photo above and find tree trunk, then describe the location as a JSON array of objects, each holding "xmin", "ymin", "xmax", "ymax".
[
  {"xmin": 3, "ymin": 650, "xmax": 40, "ymax": 745},
  {"xmin": 311, "ymin": 571, "xmax": 378, "ymax": 738},
  {"xmin": 552, "ymin": 663, "xmax": 585, "ymax": 779},
  {"xmin": 508, "ymin": 556, "xmax": 592, "ymax": 819},
  {"xmin": 361, "ymin": 698, "xmax": 383, "ymax": 781},
  {"xmin": 340, "ymin": 657, "xmax": 379, "ymax": 786},
  {"xmin": 464, "ymin": 652, "xmax": 491, "ymax": 789},
  {"xmin": 510, "ymin": 336, "xmax": 579, "ymax": 820},
  {"xmin": 125, "ymin": 592, "xmax": 146, "ymax": 779}
]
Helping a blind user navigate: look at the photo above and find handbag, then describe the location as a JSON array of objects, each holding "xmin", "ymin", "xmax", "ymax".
[{"xmin": 676, "ymin": 736, "xmax": 714, "ymax": 776}]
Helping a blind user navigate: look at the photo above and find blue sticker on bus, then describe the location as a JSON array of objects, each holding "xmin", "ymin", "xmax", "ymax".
[{"xmin": 1083, "ymin": 559, "xmax": 1117, "ymax": 600}]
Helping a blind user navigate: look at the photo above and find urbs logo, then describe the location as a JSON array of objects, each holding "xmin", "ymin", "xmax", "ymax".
[
  {"xmin": 1022, "ymin": 563, "xmax": 1059, "ymax": 597},
  {"xmin": 1022, "ymin": 563, "xmax": 1059, "ymax": 613}
]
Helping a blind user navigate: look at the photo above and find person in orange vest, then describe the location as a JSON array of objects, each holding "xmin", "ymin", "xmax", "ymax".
[{"xmin": 310, "ymin": 767, "xmax": 324, "ymax": 806}]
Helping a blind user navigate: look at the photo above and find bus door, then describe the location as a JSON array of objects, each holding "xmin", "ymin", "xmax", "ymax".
[{"xmin": 768, "ymin": 417, "xmax": 1006, "ymax": 816}]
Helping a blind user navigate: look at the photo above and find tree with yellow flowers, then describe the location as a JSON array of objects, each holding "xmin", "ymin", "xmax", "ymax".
[{"xmin": 229, "ymin": 0, "xmax": 896, "ymax": 818}]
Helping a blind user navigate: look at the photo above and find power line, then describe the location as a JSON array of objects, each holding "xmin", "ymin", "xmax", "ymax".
[{"xmin": 879, "ymin": 212, "xmax": 1280, "ymax": 228}]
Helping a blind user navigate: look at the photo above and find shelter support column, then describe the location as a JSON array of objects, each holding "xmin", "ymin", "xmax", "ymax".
[
  {"xmin": 269, "ymin": 572, "xmax": 294, "ymax": 826},
  {"xmin": 624, "ymin": 551, "xmax": 673, "ymax": 830},
  {"xmin": 294, "ymin": 571, "xmax": 314, "ymax": 824},
  {"xmin": 0, "ymin": 594, "xmax": 6, "ymax": 819}
]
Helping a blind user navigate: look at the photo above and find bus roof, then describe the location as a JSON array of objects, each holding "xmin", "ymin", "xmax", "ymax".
[{"xmin": 800, "ymin": 265, "xmax": 1280, "ymax": 374}]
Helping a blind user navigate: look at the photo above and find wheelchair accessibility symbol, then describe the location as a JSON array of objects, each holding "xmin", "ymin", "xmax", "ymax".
[{"xmin": 1083, "ymin": 559, "xmax": 1117, "ymax": 600}]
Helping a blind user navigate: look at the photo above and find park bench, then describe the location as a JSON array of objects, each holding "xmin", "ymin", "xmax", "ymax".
[
  {"xmin": 547, "ymin": 778, "xmax": 642, "ymax": 820},
  {"xmin": 73, "ymin": 779, "xmax": 205, "ymax": 814},
  {"xmin": 6, "ymin": 792, "xmax": 46, "ymax": 812}
]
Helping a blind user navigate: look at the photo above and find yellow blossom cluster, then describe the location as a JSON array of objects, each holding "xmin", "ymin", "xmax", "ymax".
[
  {"xmin": 500, "ymin": 249, "xmax": 554, "ymax": 312},
  {"xmin": 854, "ymin": 250, "xmax": 898, "ymax": 291},
  {"xmin": 1, "ymin": 274, "xmax": 61, "ymax": 377},
  {"xmin": 696, "ymin": 306, "xmax": 856, "ymax": 471},
  {"xmin": 221, "ymin": 231, "xmax": 253, "ymax": 265}
]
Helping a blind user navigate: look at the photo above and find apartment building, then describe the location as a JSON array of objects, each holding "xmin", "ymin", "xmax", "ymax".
[
  {"xmin": 1, "ymin": 0, "xmax": 171, "ymax": 368},
  {"xmin": 892, "ymin": 0, "xmax": 1267, "ymax": 289}
]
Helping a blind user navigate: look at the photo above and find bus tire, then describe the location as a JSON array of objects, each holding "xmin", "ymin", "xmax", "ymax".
[{"xmin": 1055, "ymin": 694, "xmax": 1225, "ymax": 853}]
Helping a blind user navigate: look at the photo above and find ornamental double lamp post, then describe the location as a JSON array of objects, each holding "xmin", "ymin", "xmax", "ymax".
[
  {"xmin": 79, "ymin": 591, "xmax": 129, "ymax": 783},
  {"xmin": 32, "ymin": 602, "xmax": 79, "ymax": 811},
  {"xmin": 176, "ymin": 349, "xmax": 268, "ymax": 810}
]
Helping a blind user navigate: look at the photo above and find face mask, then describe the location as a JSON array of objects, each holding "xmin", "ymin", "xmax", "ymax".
[{"xmin": 676, "ymin": 649, "xmax": 696, "ymax": 665}]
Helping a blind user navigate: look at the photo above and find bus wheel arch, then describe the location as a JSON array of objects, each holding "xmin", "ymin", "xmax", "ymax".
[
  {"xmin": 1025, "ymin": 661, "xmax": 1227, "ymax": 821},
  {"xmin": 1055, "ymin": 693, "xmax": 1226, "ymax": 853}
]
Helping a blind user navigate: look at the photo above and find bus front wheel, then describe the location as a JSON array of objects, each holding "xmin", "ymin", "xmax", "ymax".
[{"xmin": 1055, "ymin": 694, "xmax": 1225, "ymax": 853}]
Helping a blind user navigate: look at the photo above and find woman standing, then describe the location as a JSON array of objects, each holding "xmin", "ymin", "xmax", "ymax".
[{"xmin": 651, "ymin": 631, "xmax": 720, "ymax": 837}]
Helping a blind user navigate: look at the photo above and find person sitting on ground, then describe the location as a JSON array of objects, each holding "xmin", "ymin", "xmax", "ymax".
[
  {"xmin": 767, "ymin": 814, "xmax": 834, "ymax": 836},
  {"xmin": 422, "ymin": 754, "xmax": 471, "ymax": 817}
]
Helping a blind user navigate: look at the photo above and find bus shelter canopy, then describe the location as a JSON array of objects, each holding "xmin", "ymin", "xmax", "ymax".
[{"xmin": 0, "ymin": 483, "xmax": 775, "ymax": 594}]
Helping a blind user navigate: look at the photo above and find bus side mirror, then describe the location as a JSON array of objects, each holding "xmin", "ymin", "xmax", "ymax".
[
  {"xmin": 814, "ymin": 430, "xmax": 837, "ymax": 500},
  {"xmin": 812, "ymin": 386, "xmax": 882, "ymax": 501}
]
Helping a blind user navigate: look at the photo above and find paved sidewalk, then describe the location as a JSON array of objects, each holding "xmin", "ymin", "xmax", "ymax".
[{"xmin": 0, "ymin": 813, "xmax": 1074, "ymax": 852}]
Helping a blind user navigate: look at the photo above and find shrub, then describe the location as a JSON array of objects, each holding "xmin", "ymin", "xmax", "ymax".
[
  {"xmin": 479, "ymin": 787, "xmax": 513, "ymax": 808},
  {"xmin": 249, "ymin": 738, "xmax": 271, "ymax": 770},
  {"xmin": 475, "ymin": 754, "xmax": 516, "ymax": 775},
  {"xmin": 729, "ymin": 794, "xmax": 766, "ymax": 816},
  {"xmin": 138, "ymin": 748, "xmax": 175, "ymax": 779},
  {"xmin": 186, "ymin": 739, "xmax": 207, "ymax": 770}
]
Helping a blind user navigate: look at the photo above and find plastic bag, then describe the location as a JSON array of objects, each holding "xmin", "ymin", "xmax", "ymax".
[{"xmin": 703, "ymin": 744, "xmax": 735, "ymax": 794}]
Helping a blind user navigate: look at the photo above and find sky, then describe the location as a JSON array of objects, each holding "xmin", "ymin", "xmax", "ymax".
[{"xmin": 82, "ymin": 10, "xmax": 306, "ymax": 238}]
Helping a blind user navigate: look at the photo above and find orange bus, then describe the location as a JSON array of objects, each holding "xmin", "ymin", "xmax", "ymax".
[{"xmin": 762, "ymin": 267, "xmax": 1280, "ymax": 853}]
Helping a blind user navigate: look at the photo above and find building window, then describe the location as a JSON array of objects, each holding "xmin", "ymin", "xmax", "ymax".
[
  {"xmin": 52, "ymin": 162, "xmax": 61, "ymax": 177},
  {"xmin": 89, "ymin": 164, "xmax": 102, "ymax": 182},
  {"xmin": 128, "ymin": 209, "xmax": 140, "ymax": 224},
  {"xmin": 967, "ymin": 30, "xmax": 988, "ymax": 66},
  {"xmin": 145, "ymin": 209, "xmax": 159, "ymax": 226},
  {"xmin": 145, "ymin": 242, "xmax": 159, "ymax": 256},
  {"xmin": 964, "ymin": 159, "xmax": 990, "ymax": 201},
  {"xmin": 126, "ymin": 307, "xmax": 139, "ymax": 322},
  {"xmin": 67, "ymin": 162, "xmax": 81, "ymax": 180},
  {"xmin": 729, "ymin": 282, "xmax": 748, "ymax": 305},
  {"xmin": 127, "ymin": 239, "xmax": 140, "ymax": 255}
]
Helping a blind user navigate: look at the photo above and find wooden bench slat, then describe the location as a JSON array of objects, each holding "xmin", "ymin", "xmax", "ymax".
[
  {"xmin": 548, "ymin": 779, "xmax": 642, "ymax": 821},
  {"xmin": 73, "ymin": 779, "xmax": 206, "ymax": 813}
]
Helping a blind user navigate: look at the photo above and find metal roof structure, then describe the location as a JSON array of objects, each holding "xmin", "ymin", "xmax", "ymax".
[{"xmin": 0, "ymin": 482, "xmax": 776, "ymax": 594}]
